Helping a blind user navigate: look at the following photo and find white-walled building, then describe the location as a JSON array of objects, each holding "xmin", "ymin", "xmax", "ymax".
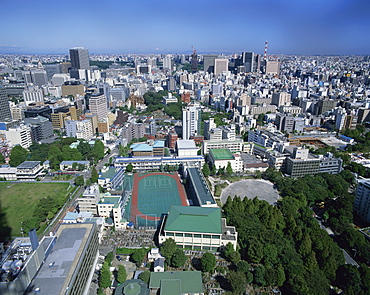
[{"xmin": 5, "ymin": 125, "xmax": 32, "ymax": 148}]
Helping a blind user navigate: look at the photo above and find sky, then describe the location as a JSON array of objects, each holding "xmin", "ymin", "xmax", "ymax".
[{"xmin": 0, "ymin": 0, "xmax": 370, "ymax": 55}]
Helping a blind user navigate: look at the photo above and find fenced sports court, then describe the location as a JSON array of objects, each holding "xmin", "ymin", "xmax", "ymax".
[{"xmin": 126, "ymin": 172, "xmax": 188, "ymax": 229}]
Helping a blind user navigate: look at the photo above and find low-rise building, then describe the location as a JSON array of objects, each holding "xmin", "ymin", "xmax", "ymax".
[
  {"xmin": 78, "ymin": 184, "xmax": 100, "ymax": 215},
  {"xmin": 202, "ymin": 139, "xmax": 244, "ymax": 155},
  {"xmin": 149, "ymin": 271, "xmax": 204, "ymax": 295},
  {"xmin": 208, "ymin": 148, "xmax": 244, "ymax": 173},
  {"xmin": 186, "ymin": 167, "xmax": 216, "ymax": 207},
  {"xmin": 16, "ymin": 161, "xmax": 44, "ymax": 181},
  {"xmin": 114, "ymin": 155, "xmax": 204, "ymax": 172},
  {"xmin": 0, "ymin": 165, "xmax": 17, "ymax": 180},
  {"xmin": 158, "ymin": 206, "xmax": 237, "ymax": 251},
  {"xmin": 98, "ymin": 167, "xmax": 125, "ymax": 191}
]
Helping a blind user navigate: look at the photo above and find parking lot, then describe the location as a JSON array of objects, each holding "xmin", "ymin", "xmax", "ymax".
[{"xmin": 220, "ymin": 179, "xmax": 280, "ymax": 205}]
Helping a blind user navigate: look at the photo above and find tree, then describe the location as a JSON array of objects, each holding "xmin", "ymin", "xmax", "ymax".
[
  {"xmin": 211, "ymin": 165, "xmax": 216, "ymax": 176},
  {"xmin": 116, "ymin": 265, "xmax": 127, "ymax": 283},
  {"xmin": 201, "ymin": 252, "xmax": 216, "ymax": 273},
  {"xmin": 202, "ymin": 163, "xmax": 210, "ymax": 177},
  {"xmin": 160, "ymin": 238, "xmax": 177, "ymax": 260},
  {"xmin": 100, "ymin": 261, "xmax": 111, "ymax": 288},
  {"xmin": 171, "ymin": 249, "xmax": 187, "ymax": 268},
  {"xmin": 0, "ymin": 153, "xmax": 5, "ymax": 165},
  {"xmin": 236, "ymin": 261, "xmax": 250, "ymax": 274},
  {"xmin": 253, "ymin": 265, "xmax": 266, "ymax": 286},
  {"xmin": 226, "ymin": 162, "xmax": 233, "ymax": 176},
  {"xmin": 227, "ymin": 271, "xmax": 246, "ymax": 294},
  {"xmin": 335, "ymin": 264, "xmax": 362, "ymax": 295},
  {"xmin": 91, "ymin": 167, "xmax": 98, "ymax": 183},
  {"xmin": 74, "ymin": 175, "xmax": 84, "ymax": 186},
  {"xmin": 131, "ymin": 248, "xmax": 146, "ymax": 267},
  {"xmin": 138, "ymin": 270, "xmax": 150, "ymax": 284},
  {"xmin": 9, "ymin": 145, "xmax": 29, "ymax": 167},
  {"xmin": 126, "ymin": 163, "xmax": 133, "ymax": 173}
]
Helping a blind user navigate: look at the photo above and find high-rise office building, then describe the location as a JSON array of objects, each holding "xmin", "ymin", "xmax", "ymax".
[
  {"xmin": 191, "ymin": 51, "xmax": 198, "ymax": 72},
  {"xmin": 203, "ymin": 55, "xmax": 218, "ymax": 73},
  {"xmin": 214, "ymin": 59, "xmax": 228, "ymax": 76},
  {"xmin": 0, "ymin": 86, "xmax": 12, "ymax": 122},
  {"xmin": 31, "ymin": 70, "xmax": 48, "ymax": 86},
  {"xmin": 69, "ymin": 47, "xmax": 90, "ymax": 70},
  {"xmin": 89, "ymin": 93, "xmax": 108, "ymax": 121},
  {"xmin": 182, "ymin": 104, "xmax": 201, "ymax": 140}
]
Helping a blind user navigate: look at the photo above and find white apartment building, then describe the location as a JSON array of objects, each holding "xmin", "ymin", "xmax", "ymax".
[
  {"xmin": 182, "ymin": 104, "xmax": 201, "ymax": 140},
  {"xmin": 78, "ymin": 184, "xmax": 101, "ymax": 215},
  {"xmin": 5, "ymin": 125, "xmax": 32, "ymax": 148}
]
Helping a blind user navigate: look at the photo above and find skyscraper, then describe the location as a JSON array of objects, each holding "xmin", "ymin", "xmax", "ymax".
[
  {"xmin": 191, "ymin": 50, "xmax": 198, "ymax": 72},
  {"xmin": 214, "ymin": 59, "xmax": 228, "ymax": 76},
  {"xmin": 69, "ymin": 47, "xmax": 90, "ymax": 70},
  {"xmin": 203, "ymin": 55, "xmax": 218, "ymax": 73},
  {"xmin": 182, "ymin": 104, "xmax": 201, "ymax": 140},
  {"xmin": 0, "ymin": 86, "xmax": 12, "ymax": 122}
]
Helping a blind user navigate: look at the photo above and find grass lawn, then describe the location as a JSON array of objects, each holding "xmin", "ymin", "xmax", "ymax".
[{"xmin": 0, "ymin": 182, "xmax": 72, "ymax": 238}]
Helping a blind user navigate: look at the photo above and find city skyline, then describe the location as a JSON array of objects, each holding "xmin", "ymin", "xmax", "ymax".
[{"xmin": 1, "ymin": 0, "xmax": 370, "ymax": 55}]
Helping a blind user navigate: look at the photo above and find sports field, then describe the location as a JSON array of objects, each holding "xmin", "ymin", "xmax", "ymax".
[
  {"xmin": 126, "ymin": 172, "xmax": 188, "ymax": 227},
  {"xmin": 0, "ymin": 182, "xmax": 72, "ymax": 239}
]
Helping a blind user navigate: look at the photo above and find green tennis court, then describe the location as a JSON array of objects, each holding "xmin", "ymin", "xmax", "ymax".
[{"xmin": 128, "ymin": 172, "xmax": 188, "ymax": 228}]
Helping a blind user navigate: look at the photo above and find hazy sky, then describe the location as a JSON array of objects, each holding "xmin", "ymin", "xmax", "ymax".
[{"xmin": 1, "ymin": 0, "xmax": 369, "ymax": 55}]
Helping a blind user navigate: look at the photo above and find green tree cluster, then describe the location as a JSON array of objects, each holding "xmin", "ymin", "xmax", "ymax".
[
  {"xmin": 9, "ymin": 145, "xmax": 29, "ymax": 167},
  {"xmin": 223, "ymin": 194, "xmax": 345, "ymax": 294},
  {"xmin": 160, "ymin": 238, "xmax": 187, "ymax": 268},
  {"xmin": 116, "ymin": 265, "xmax": 127, "ymax": 283},
  {"xmin": 200, "ymin": 252, "xmax": 216, "ymax": 273},
  {"xmin": 131, "ymin": 248, "xmax": 147, "ymax": 267}
]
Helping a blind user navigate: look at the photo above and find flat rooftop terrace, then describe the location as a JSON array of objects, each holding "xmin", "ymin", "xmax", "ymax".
[
  {"xmin": 27, "ymin": 223, "xmax": 94, "ymax": 295},
  {"xmin": 210, "ymin": 149, "xmax": 234, "ymax": 160}
]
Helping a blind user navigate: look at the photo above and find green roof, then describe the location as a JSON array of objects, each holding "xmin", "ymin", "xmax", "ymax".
[
  {"xmin": 160, "ymin": 279, "xmax": 181, "ymax": 295},
  {"xmin": 210, "ymin": 148, "xmax": 234, "ymax": 160},
  {"xmin": 164, "ymin": 206, "xmax": 222, "ymax": 234},
  {"xmin": 114, "ymin": 279, "xmax": 149, "ymax": 295},
  {"xmin": 149, "ymin": 271, "xmax": 203, "ymax": 294},
  {"xmin": 100, "ymin": 167, "xmax": 117, "ymax": 179},
  {"xmin": 99, "ymin": 196, "xmax": 120, "ymax": 204}
]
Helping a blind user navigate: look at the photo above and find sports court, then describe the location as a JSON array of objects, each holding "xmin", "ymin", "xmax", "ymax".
[{"xmin": 126, "ymin": 172, "xmax": 188, "ymax": 228}]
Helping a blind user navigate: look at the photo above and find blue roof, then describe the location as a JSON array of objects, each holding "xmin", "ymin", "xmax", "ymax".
[
  {"xmin": 64, "ymin": 212, "xmax": 78, "ymax": 220},
  {"xmin": 153, "ymin": 141, "xmax": 165, "ymax": 148},
  {"xmin": 132, "ymin": 143, "xmax": 153, "ymax": 152}
]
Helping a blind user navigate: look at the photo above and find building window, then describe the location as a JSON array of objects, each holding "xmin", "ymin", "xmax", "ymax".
[
  {"xmin": 203, "ymin": 234, "xmax": 211, "ymax": 239},
  {"xmin": 166, "ymin": 232, "xmax": 174, "ymax": 236},
  {"xmin": 212, "ymin": 235, "xmax": 220, "ymax": 239},
  {"xmin": 194, "ymin": 234, "xmax": 201, "ymax": 238},
  {"xmin": 175, "ymin": 233, "xmax": 183, "ymax": 237},
  {"xmin": 185, "ymin": 233, "xmax": 192, "ymax": 238}
]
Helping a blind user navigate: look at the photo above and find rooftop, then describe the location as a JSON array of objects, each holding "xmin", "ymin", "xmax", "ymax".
[
  {"xmin": 152, "ymin": 140, "xmax": 165, "ymax": 148},
  {"xmin": 210, "ymin": 148, "xmax": 234, "ymax": 160},
  {"xmin": 187, "ymin": 168, "xmax": 215, "ymax": 206},
  {"xmin": 99, "ymin": 196, "xmax": 121, "ymax": 204},
  {"xmin": 149, "ymin": 271, "xmax": 203, "ymax": 294},
  {"xmin": 17, "ymin": 161, "xmax": 40, "ymax": 169},
  {"xmin": 164, "ymin": 206, "xmax": 222, "ymax": 234},
  {"xmin": 176, "ymin": 140, "xmax": 197, "ymax": 150},
  {"xmin": 130, "ymin": 143, "xmax": 153, "ymax": 152},
  {"xmin": 29, "ymin": 223, "xmax": 95, "ymax": 295}
]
